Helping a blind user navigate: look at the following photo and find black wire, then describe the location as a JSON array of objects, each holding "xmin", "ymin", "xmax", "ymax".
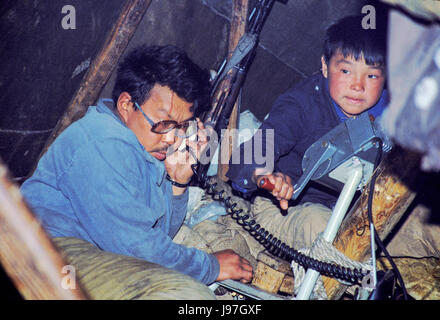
[
  {"xmin": 378, "ymin": 254, "xmax": 439, "ymax": 260},
  {"xmin": 367, "ymin": 138, "xmax": 409, "ymax": 300},
  {"xmin": 193, "ymin": 137, "xmax": 412, "ymax": 289},
  {"xmin": 192, "ymin": 166, "xmax": 368, "ymax": 284}
]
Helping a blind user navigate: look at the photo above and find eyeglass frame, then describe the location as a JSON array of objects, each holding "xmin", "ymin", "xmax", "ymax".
[{"xmin": 132, "ymin": 100, "xmax": 195, "ymax": 135}]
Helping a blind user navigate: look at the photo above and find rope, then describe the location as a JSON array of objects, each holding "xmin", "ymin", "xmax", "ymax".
[{"xmin": 291, "ymin": 233, "xmax": 373, "ymax": 300}]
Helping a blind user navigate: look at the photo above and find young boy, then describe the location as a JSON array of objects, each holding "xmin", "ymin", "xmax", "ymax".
[{"xmin": 226, "ymin": 14, "xmax": 389, "ymax": 250}]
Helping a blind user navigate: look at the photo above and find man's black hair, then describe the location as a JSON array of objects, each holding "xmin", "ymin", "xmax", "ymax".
[
  {"xmin": 322, "ymin": 14, "xmax": 387, "ymax": 69},
  {"xmin": 112, "ymin": 45, "xmax": 210, "ymax": 117}
]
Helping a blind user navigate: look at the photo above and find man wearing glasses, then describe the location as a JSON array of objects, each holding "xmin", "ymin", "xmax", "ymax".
[{"xmin": 21, "ymin": 45, "xmax": 253, "ymax": 299}]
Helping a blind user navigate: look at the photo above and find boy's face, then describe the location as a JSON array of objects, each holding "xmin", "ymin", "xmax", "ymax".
[{"xmin": 321, "ymin": 50, "xmax": 385, "ymax": 117}]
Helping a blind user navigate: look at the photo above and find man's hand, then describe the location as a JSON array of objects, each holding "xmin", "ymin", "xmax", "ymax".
[
  {"xmin": 165, "ymin": 118, "xmax": 208, "ymax": 194},
  {"xmin": 214, "ymin": 249, "xmax": 253, "ymax": 283},
  {"xmin": 253, "ymin": 169, "xmax": 294, "ymax": 210}
]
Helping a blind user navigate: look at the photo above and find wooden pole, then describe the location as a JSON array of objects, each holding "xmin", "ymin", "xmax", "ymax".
[
  {"xmin": 30, "ymin": 0, "xmax": 152, "ymax": 177},
  {"xmin": 323, "ymin": 147, "xmax": 420, "ymax": 299},
  {"xmin": 0, "ymin": 160, "xmax": 87, "ymax": 299},
  {"xmin": 217, "ymin": 0, "xmax": 249, "ymax": 181}
]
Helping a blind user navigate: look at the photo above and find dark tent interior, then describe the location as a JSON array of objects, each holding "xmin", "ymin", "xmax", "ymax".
[
  {"xmin": 1, "ymin": 0, "xmax": 383, "ymax": 181},
  {"xmin": 0, "ymin": 0, "xmax": 439, "ymax": 301}
]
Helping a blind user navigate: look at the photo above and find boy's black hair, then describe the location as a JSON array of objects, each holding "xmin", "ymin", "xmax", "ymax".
[
  {"xmin": 112, "ymin": 45, "xmax": 210, "ymax": 117},
  {"xmin": 323, "ymin": 14, "xmax": 387, "ymax": 69}
]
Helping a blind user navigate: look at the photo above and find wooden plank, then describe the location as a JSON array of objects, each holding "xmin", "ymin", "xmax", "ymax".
[
  {"xmin": 217, "ymin": 0, "xmax": 249, "ymax": 181},
  {"xmin": 30, "ymin": 0, "xmax": 152, "ymax": 177},
  {"xmin": 279, "ymin": 275, "xmax": 294, "ymax": 295},
  {"xmin": 252, "ymin": 251, "xmax": 294, "ymax": 295},
  {"xmin": 0, "ymin": 161, "xmax": 87, "ymax": 299},
  {"xmin": 252, "ymin": 262, "xmax": 285, "ymax": 293},
  {"xmin": 323, "ymin": 147, "xmax": 420, "ymax": 299},
  {"xmin": 257, "ymin": 251, "xmax": 293, "ymax": 275}
]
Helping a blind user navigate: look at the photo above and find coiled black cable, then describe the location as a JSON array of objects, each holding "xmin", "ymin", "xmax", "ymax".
[{"xmin": 193, "ymin": 166, "xmax": 368, "ymax": 284}]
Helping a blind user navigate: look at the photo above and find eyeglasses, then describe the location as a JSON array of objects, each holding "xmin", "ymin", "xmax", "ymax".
[{"xmin": 133, "ymin": 101, "xmax": 194, "ymax": 134}]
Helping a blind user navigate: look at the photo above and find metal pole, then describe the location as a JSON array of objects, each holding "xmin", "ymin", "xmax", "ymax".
[{"xmin": 296, "ymin": 157, "xmax": 363, "ymax": 300}]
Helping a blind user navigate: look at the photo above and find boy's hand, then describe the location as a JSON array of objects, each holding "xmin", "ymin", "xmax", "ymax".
[
  {"xmin": 253, "ymin": 169, "xmax": 294, "ymax": 210},
  {"xmin": 214, "ymin": 249, "xmax": 253, "ymax": 283}
]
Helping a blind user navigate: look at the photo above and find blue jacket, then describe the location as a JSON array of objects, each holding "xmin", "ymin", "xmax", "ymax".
[
  {"xmin": 227, "ymin": 73, "xmax": 388, "ymax": 209},
  {"xmin": 21, "ymin": 99, "xmax": 220, "ymax": 285}
]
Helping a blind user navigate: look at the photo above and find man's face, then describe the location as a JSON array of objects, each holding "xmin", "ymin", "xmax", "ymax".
[
  {"xmin": 321, "ymin": 50, "xmax": 386, "ymax": 117},
  {"xmin": 117, "ymin": 85, "xmax": 193, "ymax": 161}
]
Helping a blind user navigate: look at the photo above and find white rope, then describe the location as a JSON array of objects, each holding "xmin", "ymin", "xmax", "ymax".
[{"xmin": 291, "ymin": 233, "xmax": 373, "ymax": 300}]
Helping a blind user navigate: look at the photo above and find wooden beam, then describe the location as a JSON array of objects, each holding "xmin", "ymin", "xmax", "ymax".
[
  {"xmin": 30, "ymin": 0, "xmax": 152, "ymax": 177},
  {"xmin": 217, "ymin": 0, "xmax": 249, "ymax": 181},
  {"xmin": 0, "ymin": 160, "xmax": 87, "ymax": 299},
  {"xmin": 323, "ymin": 147, "xmax": 420, "ymax": 299}
]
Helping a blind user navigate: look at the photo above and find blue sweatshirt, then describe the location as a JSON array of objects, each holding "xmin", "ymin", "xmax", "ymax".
[{"xmin": 20, "ymin": 99, "xmax": 219, "ymax": 285}]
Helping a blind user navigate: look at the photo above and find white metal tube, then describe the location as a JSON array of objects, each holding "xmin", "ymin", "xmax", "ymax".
[
  {"xmin": 294, "ymin": 265, "xmax": 321, "ymax": 300},
  {"xmin": 296, "ymin": 160, "xmax": 363, "ymax": 300},
  {"xmin": 369, "ymin": 222, "xmax": 377, "ymax": 287},
  {"xmin": 321, "ymin": 163, "xmax": 363, "ymax": 242}
]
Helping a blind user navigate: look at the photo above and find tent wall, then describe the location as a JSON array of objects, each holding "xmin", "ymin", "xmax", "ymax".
[
  {"xmin": 0, "ymin": 0, "xmax": 385, "ymax": 179},
  {"xmin": 0, "ymin": 0, "xmax": 126, "ymax": 179}
]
